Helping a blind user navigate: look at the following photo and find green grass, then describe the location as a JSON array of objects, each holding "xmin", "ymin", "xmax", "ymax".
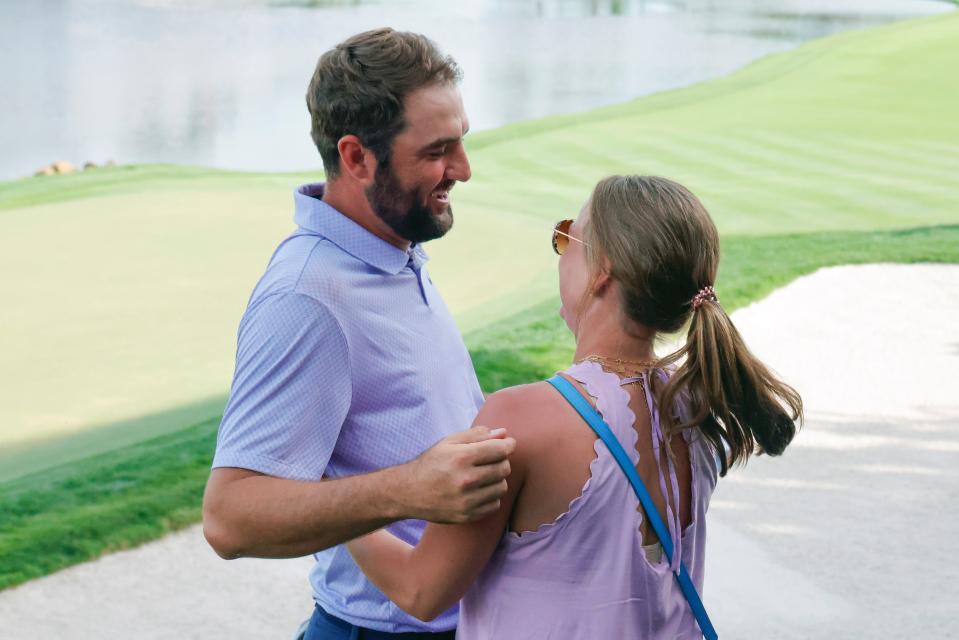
[
  {"xmin": 0, "ymin": 164, "xmax": 299, "ymax": 212},
  {"xmin": 0, "ymin": 418, "xmax": 218, "ymax": 589},
  {"xmin": 0, "ymin": 165, "xmax": 551, "ymax": 472},
  {"xmin": 1, "ymin": 11, "xmax": 958, "ymax": 589}
]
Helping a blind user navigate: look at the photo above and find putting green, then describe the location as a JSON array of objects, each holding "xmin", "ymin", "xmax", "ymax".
[
  {"xmin": 1, "ymin": 11, "xmax": 957, "ymax": 481},
  {"xmin": 0, "ymin": 171, "xmax": 551, "ymax": 481}
]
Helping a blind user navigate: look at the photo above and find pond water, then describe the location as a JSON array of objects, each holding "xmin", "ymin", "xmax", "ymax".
[{"xmin": 0, "ymin": 0, "xmax": 951, "ymax": 180}]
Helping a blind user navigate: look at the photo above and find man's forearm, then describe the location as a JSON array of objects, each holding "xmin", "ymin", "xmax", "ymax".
[
  {"xmin": 202, "ymin": 465, "xmax": 409, "ymax": 559},
  {"xmin": 203, "ymin": 426, "xmax": 515, "ymax": 560}
]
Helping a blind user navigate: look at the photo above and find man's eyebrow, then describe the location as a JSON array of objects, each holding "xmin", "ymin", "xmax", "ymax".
[{"xmin": 419, "ymin": 130, "xmax": 469, "ymax": 152}]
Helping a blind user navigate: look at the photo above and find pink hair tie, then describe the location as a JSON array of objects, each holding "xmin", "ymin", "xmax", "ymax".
[{"xmin": 691, "ymin": 285, "xmax": 718, "ymax": 310}]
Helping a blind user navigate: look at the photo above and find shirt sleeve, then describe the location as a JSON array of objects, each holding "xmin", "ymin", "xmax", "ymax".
[{"xmin": 211, "ymin": 291, "xmax": 351, "ymax": 481}]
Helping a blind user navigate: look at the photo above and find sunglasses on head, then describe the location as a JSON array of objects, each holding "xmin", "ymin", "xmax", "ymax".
[{"xmin": 551, "ymin": 219, "xmax": 589, "ymax": 256}]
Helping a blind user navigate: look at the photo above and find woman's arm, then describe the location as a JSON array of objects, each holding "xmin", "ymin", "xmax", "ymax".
[{"xmin": 347, "ymin": 389, "xmax": 529, "ymax": 621}]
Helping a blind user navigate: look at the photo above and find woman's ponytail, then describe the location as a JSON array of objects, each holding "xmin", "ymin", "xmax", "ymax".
[
  {"xmin": 585, "ymin": 175, "xmax": 803, "ymax": 477},
  {"xmin": 657, "ymin": 298, "xmax": 803, "ymax": 476}
]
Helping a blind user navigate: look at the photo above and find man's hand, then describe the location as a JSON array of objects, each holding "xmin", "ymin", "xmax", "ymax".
[
  {"xmin": 395, "ymin": 426, "xmax": 516, "ymax": 524},
  {"xmin": 203, "ymin": 426, "xmax": 515, "ymax": 559}
]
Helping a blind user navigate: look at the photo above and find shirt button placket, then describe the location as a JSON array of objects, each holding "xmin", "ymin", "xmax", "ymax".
[{"xmin": 408, "ymin": 253, "xmax": 431, "ymax": 307}]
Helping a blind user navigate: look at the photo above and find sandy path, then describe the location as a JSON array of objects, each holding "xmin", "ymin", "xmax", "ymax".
[
  {"xmin": 705, "ymin": 263, "xmax": 959, "ymax": 637},
  {"xmin": 1, "ymin": 263, "xmax": 957, "ymax": 638},
  {"xmin": 0, "ymin": 525, "xmax": 314, "ymax": 639}
]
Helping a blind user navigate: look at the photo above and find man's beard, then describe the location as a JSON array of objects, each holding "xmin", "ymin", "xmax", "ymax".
[{"xmin": 365, "ymin": 163, "xmax": 453, "ymax": 244}]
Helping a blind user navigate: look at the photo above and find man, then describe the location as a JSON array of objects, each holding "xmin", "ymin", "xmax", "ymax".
[{"xmin": 202, "ymin": 29, "xmax": 514, "ymax": 639}]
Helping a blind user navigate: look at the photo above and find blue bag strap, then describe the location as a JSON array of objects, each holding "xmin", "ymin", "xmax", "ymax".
[{"xmin": 547, "ymin": 374, "xmax": 718, "ymax": 640}]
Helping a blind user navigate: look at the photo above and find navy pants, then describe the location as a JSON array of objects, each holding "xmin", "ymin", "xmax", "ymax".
[{"xmin": 303, "ymin": 604, "xmax": 456, "ymax": 640}]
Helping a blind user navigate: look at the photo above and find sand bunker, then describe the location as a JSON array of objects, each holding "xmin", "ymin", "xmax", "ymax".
[{"xmin": 707, "ymin": 263, "xmax": 959, "ymax": 637}]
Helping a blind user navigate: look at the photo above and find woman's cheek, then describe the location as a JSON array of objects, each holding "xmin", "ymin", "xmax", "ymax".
[{"xmin": 557, "ymin": 261, "xmax": 576, "ymax": 332}]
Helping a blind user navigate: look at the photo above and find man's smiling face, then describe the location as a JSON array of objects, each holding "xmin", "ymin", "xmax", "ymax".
[{"xmin": 364, "ymin": 82, "xmax": 472, "ymax": 244}]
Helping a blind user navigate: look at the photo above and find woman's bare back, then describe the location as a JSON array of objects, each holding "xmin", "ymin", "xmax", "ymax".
[{"xmin": 507, "ymin": 370, "xmax": 692, "ymax": 546}]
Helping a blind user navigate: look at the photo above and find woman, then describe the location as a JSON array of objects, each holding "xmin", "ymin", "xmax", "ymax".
[{"xmin": 347, "ymin": 175, "xmax": 803, "ymax": 638}]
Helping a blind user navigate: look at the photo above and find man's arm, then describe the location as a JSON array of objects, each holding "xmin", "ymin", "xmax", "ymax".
[
  {"xmin": 203, "ymin": 425, "xmax": 514, "ymax": 559},
  {"xmin": 204, "ymin": 291, "xmax": 513, "ymax": 559},
  {"xmin": 345, "ymin": 389, "xmax": 527, "ymax": 621},
  {"xmin": 204, "ymin": 467, "xmax": 397, "ymax": 559}
]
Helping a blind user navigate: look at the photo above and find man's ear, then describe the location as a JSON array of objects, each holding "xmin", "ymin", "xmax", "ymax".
[{"xmin": 336, "ymin": 135, "xmax": 377, "ymax": 185}]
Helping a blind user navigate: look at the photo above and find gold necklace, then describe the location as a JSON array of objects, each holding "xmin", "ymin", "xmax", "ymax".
[{"xmin": 576, "ymin": 354, "xmax": 659, "ymax": 377}]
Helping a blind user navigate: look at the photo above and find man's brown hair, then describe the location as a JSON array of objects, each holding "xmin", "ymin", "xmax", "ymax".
[{"xmin": 306, "ymin": 28, "xmax": 462, "ymax": 178}]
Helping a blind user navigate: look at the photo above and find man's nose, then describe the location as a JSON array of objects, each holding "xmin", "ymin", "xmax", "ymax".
[{"xmin": 446, "ymin": 143, "xmax": 471, "ymax": 183}]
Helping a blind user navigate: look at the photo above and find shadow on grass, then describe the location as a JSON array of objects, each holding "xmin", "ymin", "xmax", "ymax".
[
  {"xmin": 0, "ymin": 418, "xmax": 219, "ymax": 590},
  {"xmin": 0, "ymin": 395, "xmax": 228, "ymax": 484}
]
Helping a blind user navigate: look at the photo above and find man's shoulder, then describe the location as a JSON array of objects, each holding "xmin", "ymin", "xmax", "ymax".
[{"xmin": 251, "ymin": 232, "xmax": 357, "ymax": 309}]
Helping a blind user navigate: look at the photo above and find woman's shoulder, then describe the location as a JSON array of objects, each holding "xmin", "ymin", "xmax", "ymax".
[
  {"xmin": 477, "ymin": 380, "xmax": 571, "ymax": 446},
  {"xmin": 480, "ymin": 380, "xmax": 563, "ymax": 419}
]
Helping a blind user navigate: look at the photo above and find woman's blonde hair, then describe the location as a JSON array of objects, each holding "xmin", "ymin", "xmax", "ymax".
[{"xmin": 584, "ymin": 175, "xmax": 803, "ymax": 475}]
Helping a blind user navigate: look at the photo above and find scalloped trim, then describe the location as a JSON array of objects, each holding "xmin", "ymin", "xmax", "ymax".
[
  {"xmin": 507, "ymin": 361, "xmax": 640, "ymax": 542},
  {"xmin": 507, "ymin": 363, "xmax": 703, "ymax": 563}
]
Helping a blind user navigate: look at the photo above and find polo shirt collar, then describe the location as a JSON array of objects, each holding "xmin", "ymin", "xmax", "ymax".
[{"xmin": 294, "ymin": 183, "xmax": 429, "ymax": 275}]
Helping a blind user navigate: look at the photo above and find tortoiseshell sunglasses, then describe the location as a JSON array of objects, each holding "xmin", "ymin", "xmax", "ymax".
[{"xmin": 551, "ymin": 219, "xmax": 589, "ymax": 255}]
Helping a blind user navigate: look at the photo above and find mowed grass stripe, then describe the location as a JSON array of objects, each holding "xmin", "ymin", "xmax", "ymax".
[
  {"xmin": 738, "ymin": 130, "xmax": 959, "ymax": 189},
  {"xmin": 755, "ymin": 129, "xmax": 959, "ymax": 175},
  {"xmin": 652, "ymin": 131, "xmax": 886, "ymax": 215},
  {"xmin": 466, "ymin": 13, "xmax": 958, "ymax": 222},
  {"xmin": 662, "ymin": 130, "xmax": 951, "ymax": 228},
  {"xmin": 909, "ymin": 139, "xmax": 959, "ymax": 158},
  {"xmin": 566, "ymin": 133, "xmax": 747, "ymax": 185},
  {"xmin": 490, "ymin": 113, "xmax": 959, "ymax": 233},
  {"xmin": 831, "ymin": 137, "xmax": 959, "ymax": 178},
  {"xmin": 572, "ymin": 131, "xmax": 887, "ymax": 234},
  {"xmin": 729, "ymin": 140, "xmax": 959, "ymax": 226}
]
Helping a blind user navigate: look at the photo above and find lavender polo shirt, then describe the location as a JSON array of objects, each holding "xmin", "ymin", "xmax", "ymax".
[{"xmin": 212, "ymin": 183, "xmax": 484, "ymax": 633}]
